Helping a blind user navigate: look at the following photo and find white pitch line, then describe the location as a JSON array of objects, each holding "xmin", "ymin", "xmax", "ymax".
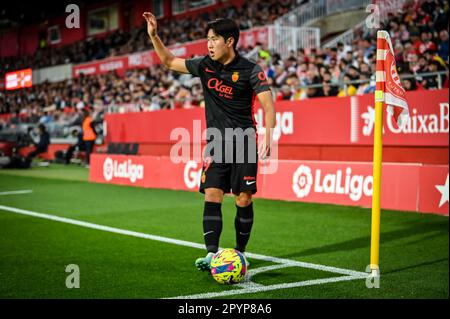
[
  {"xmin": 0, "ymin": 190, "xmax": 33, "ymax": 196},
  {"xmin": 166, "ymin": 275, "xmax": 362, "ymax": 299},
  {"xmin": 247, "ymin": 263, "xmax": 297, "ymax": 278},
  {"xmin": 231, "ymin": 264, "xmax": 295, "ymax": 290},
  {"xmin": 245, "ymin": 252, "xmax": 367, "ymax": 277},
  {"xmin": 0, "ymin": 204, "xmax": 367, "ymax": 278},
  {"xmin": 235, "ymin": 281, "xmax": 265, "ymax": 289},
  {"xmin": 0, "ymin": 204, "xmax": 206, "ymax": 250}
]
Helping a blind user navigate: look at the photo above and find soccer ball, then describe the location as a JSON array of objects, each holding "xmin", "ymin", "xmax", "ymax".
[{"xmin": 210, "ymin": 248, "xmax": 248, "ymax": 284}]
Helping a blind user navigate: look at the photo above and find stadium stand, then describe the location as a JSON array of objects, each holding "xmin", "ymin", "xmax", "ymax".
[
  {"xmin": 1, "ymin": 0, "xmax": 448, "ymax": 120},
  {"xmin": 0, "ymin": 0, "xmax": 298, "ymax": 74},
  {"xmin": 0, "ymin": 0, "xmax": 448, "ymax": 164}
]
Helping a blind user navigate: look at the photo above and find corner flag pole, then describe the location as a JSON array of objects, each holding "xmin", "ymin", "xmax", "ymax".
[
  {"xmin": 370, "ymin": 30, "xmax": 410, "ymax": 276},
  {"xmin": 370, "ymin": 30, "xmax": 387, "ymax": 276},
  {"xmin": 370, "ymin": 92, "xmax": 384, "ymax": 275}
]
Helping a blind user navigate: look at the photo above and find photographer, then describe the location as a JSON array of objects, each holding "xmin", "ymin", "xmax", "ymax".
[
  {"xmin": 64, "ymin": 129, "xmax": 85, "ymax": 165},
  {"xmin": 26, "ymin": 124, "xmax": 50, "ymax": 162}
]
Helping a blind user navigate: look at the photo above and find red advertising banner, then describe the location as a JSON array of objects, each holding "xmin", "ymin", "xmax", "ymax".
[
  {"xmin": 89, "ymin": 154, "xmax": 448, "ymax": 215},
  {"xmin": 239, "ymin": 26, "xmax": 269, "ymax": 49},
  {"xmin": 349, "ymin": 89, "xmax": 448, "ymax": 146},
  {"xmin": 105, "ymin": 89, "xmax": 449, "ymax": 147},
  {"xmin": 73, "ymin": 27, "xmax": 269, "ymax": 77},
  {"xmin": 418, "ymin": 165, "xmax": 449, "ymax": 214},
  {"xmin": 72, "ymin": 52, "xmax": 155, "ymax": 77}
]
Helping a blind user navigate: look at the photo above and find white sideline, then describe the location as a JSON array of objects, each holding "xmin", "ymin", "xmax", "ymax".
[
  {"xmin": 0, "ymin": 190, "xmax": 33, "ymax": 196},
  {"xmin": 0, "ymin": 204, "xmax": 368, "ymax": 298}
]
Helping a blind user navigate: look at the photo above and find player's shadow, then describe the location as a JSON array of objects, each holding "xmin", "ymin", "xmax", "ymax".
[
  {"xmin": 277, "ymin": 220, "xmax": 448, "ymax": 259},
  {"xmin": 381, "ymin": 258, "xmax": 448, "ymax": 275}
]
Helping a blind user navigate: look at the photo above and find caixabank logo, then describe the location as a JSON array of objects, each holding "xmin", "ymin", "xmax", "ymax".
[
  {"xmin": 292, "ymin": 164, "xmax": 373, "ymax": 202},
  {"xmin": 103, "ymin": 157, "xmax": 144, "ymax": 183}
]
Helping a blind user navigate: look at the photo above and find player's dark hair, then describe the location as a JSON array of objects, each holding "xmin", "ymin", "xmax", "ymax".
[{"xmin": 206, "ymin": 18, "xmax": 240, "ymax": 50}]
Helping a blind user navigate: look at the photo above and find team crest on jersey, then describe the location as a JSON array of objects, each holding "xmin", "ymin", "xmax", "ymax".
[{"xmin": 232, "ymin": 72, "xmax": 239, "ymax": 82}]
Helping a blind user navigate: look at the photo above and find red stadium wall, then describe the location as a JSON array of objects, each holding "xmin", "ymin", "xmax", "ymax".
[
  {"xmin": 0, "ymin": 29, "xmax": 19, "ymax": 57},
  {"xmin": 18, "ymin": 25, "xmax": 39, "ymax": 56},
  {"xmin": 1, "ymin": 0, "xmax": 246, "ymax": 58},
  {"xmin": 104, "ymin": 89, "xmax": 449, "ymax": 164},
  {"xmin": 131, "ymin": 0, "xmax": 152, "ymax": 28},
  {"xmin": 48, "ymin": 14, "xmax": 86, "ymax": 48},
  {"xmin": 0, "ymin": 10, "xmax": 86, "ymax": 57},
  {"xmin": 72, "ymin": 26, "xmax": 269, "ymax": 77},
  {"xmin": 89, "ymin": 154, "xmax": 449, "ymax": 215},
  {"xmin": 0, "ymin": 27, "xmax": 36, "ymax": 57}
]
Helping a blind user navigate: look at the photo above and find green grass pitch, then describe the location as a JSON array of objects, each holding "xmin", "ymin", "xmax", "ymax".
[{"xmin": 0, "ymin": 164, "xmax": 448, "ymax": 298}]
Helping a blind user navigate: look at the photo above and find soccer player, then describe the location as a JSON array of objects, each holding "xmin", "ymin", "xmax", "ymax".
[{"xmin": 143, "ymin": 12, "xmax": 276, "ymax": 270}]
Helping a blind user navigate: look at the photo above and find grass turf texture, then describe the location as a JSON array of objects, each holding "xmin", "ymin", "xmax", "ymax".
[{"xmin": 0, "ymin": 164, "xmax": 448, "ymax": 298}]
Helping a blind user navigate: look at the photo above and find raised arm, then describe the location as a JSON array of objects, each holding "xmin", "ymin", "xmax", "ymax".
[{"xmin": 142, "ymin": 12, "xmax": 188, "ymax": 73}]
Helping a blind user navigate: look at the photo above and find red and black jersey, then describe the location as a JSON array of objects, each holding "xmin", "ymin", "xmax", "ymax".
[{"xmin": 185, "ymin": 54, "xmax": 271, "ymax": 140}]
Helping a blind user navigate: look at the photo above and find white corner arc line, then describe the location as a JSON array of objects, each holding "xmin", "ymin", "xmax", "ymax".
[
  {"xmin": 165, "ymin": 275, "xmax": 362, "ymax": 299},
  {"xmin": 0, "ymin": 204, "xmax": 367, "ymax": 278},
  {"xmin": 244, "ymin": 252, "xmax": 366, "ymax": 277},
  {"xmin": 248, "ymin": 263, "xmax": 296, "ymax": 278},
  {"xmin": 0, "ymin": 190, "xmax": 33, "ymax": 196}
]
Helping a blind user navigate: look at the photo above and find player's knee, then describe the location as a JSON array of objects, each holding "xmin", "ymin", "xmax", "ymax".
[
  {"xmin": 235, "ymin": 192, "xmax": 252, "ymax": 207},
  {"xmin": 204, "ymin": 188, "xmax": 224, "ymax": 203}
]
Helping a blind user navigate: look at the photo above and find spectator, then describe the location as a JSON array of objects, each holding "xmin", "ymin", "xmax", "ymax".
[
  {"xmin": 356, "ymin": 73, "xmax": 375, "ymax": 95},
  {"xmin": 338, "ymin": 74, "xmax": 357, "ymax": 97},
  {"xmin": 276, "ymin": 85, "xmax": 293, "ymax": 101},
  {"xmin": 26, "ymin": 124, "xmax": 50, "ymax": 163},
  {"xmin": 422, "ymin": 60, "xmax": 446, "ymax": 89},
  {"xmin": 81, "ymin": 108, "xmax": 97, "ymax": 166},
  {"xmin": 322, "ymin": 81, "xmax": 339, "ymax": 97},
  {"xmin": 402, "ymin": 77, "xmax": 421, "ymax": 91},
  {"xmin": 437, "ymin": 30, "xmax": 449, "ymax": 63}
]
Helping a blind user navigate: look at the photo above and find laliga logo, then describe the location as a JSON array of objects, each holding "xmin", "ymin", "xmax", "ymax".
[
  {"xmin": 292, "ymin": 165, "xmax": 373, "ymax": 202},
  {"xmin": 292, "ymin": 165, "xmax": 313, "ymax": 198},
  {"xmin": 103, "ymin": 157, "xmax": 144, "ymax": 183},
  {"xmin": 255, "ymin": 109, "xmax": 293, "ymax": 141},
  {"xmin": 184, "ymin": 160, "xmax": 202, "ymax": 189},
  {"xmin": 103, "ymin": 158, "xmax": 114, "ymax": 181}
]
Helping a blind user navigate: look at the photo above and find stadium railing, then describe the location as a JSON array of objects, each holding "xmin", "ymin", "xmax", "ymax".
[
  {"xmin": 268, "ymin": 26, "xmax": 321, "ymax": 59},
  {"xmin": 322, "ymin": 20, "xmax": 366, "ymax": 48}
]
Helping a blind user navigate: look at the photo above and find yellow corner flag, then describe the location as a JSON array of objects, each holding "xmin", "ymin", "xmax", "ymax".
[{"xmin": 370, "ymin": 30, "xmax": 410, "ymax": 276}]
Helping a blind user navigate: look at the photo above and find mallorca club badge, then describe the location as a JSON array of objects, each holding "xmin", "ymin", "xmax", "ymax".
[{"xmin": 232, "ymin": 71, "xmax": 239, "ymax": 82}]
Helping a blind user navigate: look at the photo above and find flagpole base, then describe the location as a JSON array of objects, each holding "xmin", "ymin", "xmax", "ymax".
[{"xmin": 371, "ymin": 269, "xmax": 380, "ymax": 277}]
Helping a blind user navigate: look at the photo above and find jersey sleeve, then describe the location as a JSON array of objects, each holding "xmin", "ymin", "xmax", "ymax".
[
  {"xmin": 185, "ymin": 56, "xmax": 204, "ymax": 77},
  {"xmin": 250, "ymin": 64, "xmax": 271, "ymax": 94}
]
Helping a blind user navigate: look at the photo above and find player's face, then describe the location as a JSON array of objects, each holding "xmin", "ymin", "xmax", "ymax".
[{"xmin": 207, "ymin": 29, "xmax": 230, "ymax": 61}]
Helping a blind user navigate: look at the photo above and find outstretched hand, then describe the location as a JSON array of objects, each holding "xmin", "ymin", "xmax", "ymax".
[{"xmin": 142, "ymin": 12, "xmax": 157, "ymax": 37}]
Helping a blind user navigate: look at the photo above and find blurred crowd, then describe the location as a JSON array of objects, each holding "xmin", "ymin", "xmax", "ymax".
[
  {"xmin": 264, "ymin": 0, "xmax": 449, "ymax": 101},
  {"xmin": 0, "ymin": 0, "xmax": 449, "ymax": 134}
]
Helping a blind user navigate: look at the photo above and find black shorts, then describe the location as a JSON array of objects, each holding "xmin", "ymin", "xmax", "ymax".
[{"xmin": 199, "ymin": 139, "xmax": 258, "ymax": 195}]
